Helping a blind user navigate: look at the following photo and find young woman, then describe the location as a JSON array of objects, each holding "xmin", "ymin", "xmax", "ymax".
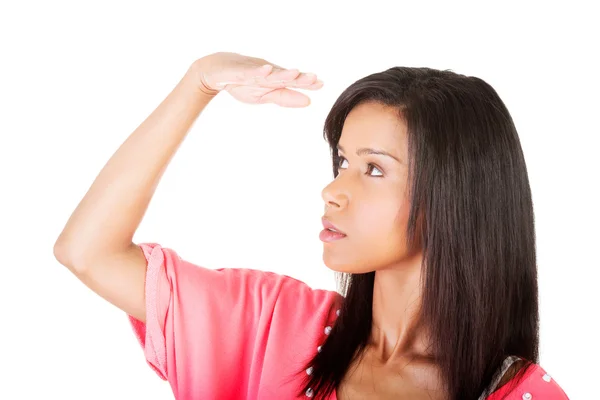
[{"xmin": 54, "ymin": 52, "xmax": 570, "ymax": 399}]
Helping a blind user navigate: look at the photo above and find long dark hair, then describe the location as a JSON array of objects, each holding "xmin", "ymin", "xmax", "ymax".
[{"xmin": 292, "ymin": 67, "xmax": 539, "ymax": 399}]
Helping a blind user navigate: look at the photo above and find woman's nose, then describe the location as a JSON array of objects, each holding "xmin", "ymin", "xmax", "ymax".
[{"xmin": 321, "ymin": 182, "xmax": 348, "ymax": 210}]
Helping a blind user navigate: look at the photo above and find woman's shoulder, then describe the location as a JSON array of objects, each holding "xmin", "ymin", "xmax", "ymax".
[
  {"xmin": 488, "ymin": 361, "xmax": 569, "ymax": 400},
  {"xmin": 265, "ymin": 270, "xmax": 344, "ymax": 324}
]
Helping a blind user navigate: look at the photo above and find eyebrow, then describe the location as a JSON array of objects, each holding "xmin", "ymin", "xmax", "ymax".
[{"xmin": 336, "ymin": 144, "xmax": 402, "ymax": 163}]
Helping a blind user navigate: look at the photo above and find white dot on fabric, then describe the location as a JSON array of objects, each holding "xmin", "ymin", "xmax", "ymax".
[
  {"xmin": 317, "ymin": 345, "xmax": 322, "ymax": 353},
  {"xmin": 543, "ymin": 373, "xmax": 552, "ymax": 382},
  {"xmin": 306, "ymin": 388, "xmax": 314, "ymax": 397},
  {"xmin": 306, "ymin": 366, "xmax": 313, "ymax": 375},
  {"xmin": 522, "ymin": 393, "xmax": 532, "ymax": 400},
  {"xmin": 324, "ymin": 326, "xmax": 332, "ymax": 335},
  {"xmin": 336, "ymin": 309, "xmax": 340, "ymax": 317}
]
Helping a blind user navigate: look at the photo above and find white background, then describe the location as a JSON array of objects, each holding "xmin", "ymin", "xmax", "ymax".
[{"xmin": 1, "ymin": 1, "xmax": 598, "ymax": 399}]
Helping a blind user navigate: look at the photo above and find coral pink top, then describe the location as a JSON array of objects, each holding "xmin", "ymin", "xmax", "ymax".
[{"xmin": 128, "ymin": 243, "xmax": 569, "ymax": 399}]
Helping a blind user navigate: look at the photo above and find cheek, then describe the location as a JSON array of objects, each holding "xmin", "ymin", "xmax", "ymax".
[
  {"xmin": 361, "ymin": 190, "xmax": 409, "ymax": 238},
  {"xmin": 360, "ymin": 185, "xmax": 410, "ymax": 256},
  {"xmin": 362, "ymin": 200, "xmax": 410, "ymax": 254},
  {"xmin": 323, "ymin": 196, "xmax": 411, "ymax": 273}
]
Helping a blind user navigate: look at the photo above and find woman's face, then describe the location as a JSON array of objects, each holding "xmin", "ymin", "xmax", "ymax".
[{"xmin": 321, "ymin": 101, "xmax": 416, "ymax": 273}]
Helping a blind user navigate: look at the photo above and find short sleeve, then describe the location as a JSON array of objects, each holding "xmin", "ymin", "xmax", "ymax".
[
  {"xmin": 127, "ymin": 243, "xmax": 170, "ymax": 380},
  {"xmin": 125, "ymin": 242, "xmax": 321, "ymax": 398},
  {"xmin": 488, "ymin": 363, "xmax": 570, "ymax": 399}
]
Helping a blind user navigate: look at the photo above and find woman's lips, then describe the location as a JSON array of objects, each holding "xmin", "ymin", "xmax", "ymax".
[
  {"xmin": 320, "ymin": 217, "xmax": 347, "ymax": 242},
  {"xmin": 319, "ymin": 228, "xmax": 347, "ymax": 242}
]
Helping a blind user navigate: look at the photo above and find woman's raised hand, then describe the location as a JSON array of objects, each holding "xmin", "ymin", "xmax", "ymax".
[{"xmin": 191, "ymin": 52, "xmax": 323, "ymax": 107}]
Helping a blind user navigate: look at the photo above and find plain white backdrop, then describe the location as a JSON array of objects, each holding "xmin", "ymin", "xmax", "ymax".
[{"xmin": 1, "ymin": 1, "xmax": 597, "ymax": 399}]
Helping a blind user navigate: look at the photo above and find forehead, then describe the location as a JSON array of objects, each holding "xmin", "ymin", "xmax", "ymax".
[{"xmin": 339, "ymin": 102, "xmax": 407, "ymax": 151}]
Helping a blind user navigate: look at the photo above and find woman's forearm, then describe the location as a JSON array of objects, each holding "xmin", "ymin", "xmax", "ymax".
[{"xmin": 54, "ymin": 61, "xmax": 213, "ymax": 266}]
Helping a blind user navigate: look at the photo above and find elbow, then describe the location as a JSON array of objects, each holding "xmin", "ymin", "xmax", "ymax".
[
  {"xmin": 53, "ymin": 239, "xmax": 73, "ymax": 267},
  {"xmin": 53, "ymin": 239, "xmax": 85, "ymax": 273},
  {"xmin": 53, "ymin": 240, "xmax": 67, "ymax": 264}
]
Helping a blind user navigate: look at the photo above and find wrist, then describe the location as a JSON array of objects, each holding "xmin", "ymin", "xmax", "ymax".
[{"xmin": 189, "ymin": 57, "xmax": 219, "ymax": 97}]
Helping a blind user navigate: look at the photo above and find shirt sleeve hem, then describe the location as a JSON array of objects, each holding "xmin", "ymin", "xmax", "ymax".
[{"xmin": 127, "ymin": 242, "xmax": 168, "ymax": 380}]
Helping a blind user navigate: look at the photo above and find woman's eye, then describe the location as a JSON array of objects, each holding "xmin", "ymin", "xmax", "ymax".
[
  {"xmin": 337, "ymin": 157, "xmax": 383, "ymax": 177},
  {"xmin": 368, "ymin": 164, "xmax": 384, "ymax": 177}
]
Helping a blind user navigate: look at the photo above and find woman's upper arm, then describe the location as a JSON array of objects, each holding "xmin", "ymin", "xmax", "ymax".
[{"xmin": 55, "ymin": 242, "xmax": 148, "ymax": 322}]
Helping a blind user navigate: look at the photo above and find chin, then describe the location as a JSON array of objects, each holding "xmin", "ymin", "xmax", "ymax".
[{"xmin": 322, "ymin": 255, "xmax": 375, "ymax": 274}]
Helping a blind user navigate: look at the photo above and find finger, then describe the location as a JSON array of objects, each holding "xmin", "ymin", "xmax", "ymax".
[
  {"xmin": 259, "ymin": 88, "xmax": 312, "ymax": 108},
  {"xmin": 292, "ymin": 72, "xmax": 318, "ymax": 86},
  {"xmin": 300, "ymin": 80, "xmax": 324, "ymax": 90},
  {"xmin": 264, "ymin": 62, "xmax": 285, "ymax": 71},
  {"xmin": 289, "ymin": 76, "xmax": 324, "ymax": 90},
  {"xmin": 213, "ymin": 64, "xmax": 273, "ymax": 89},
  {"xmin": 244, "ymin": 64, "xmax": 273, "ymax": 79},
  {"xmin": 252, "ymin": 70, "xmax": 314, "ymax": 90},
  {"xmin": 263, "ymin": 71, "xmax": 322, "ymax": 90},
  {"xmin": 265, "ymin": 68, "xmax": 301, "ymax": 83},
  {"xmin": 218, "ymin": 66, "xmax": 320, "ymax": 90}
]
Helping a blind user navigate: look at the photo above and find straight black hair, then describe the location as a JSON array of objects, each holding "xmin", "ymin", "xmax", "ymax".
[{"xmin": 291, "ymin": 67, "xmax": 539, "ymax": 399}]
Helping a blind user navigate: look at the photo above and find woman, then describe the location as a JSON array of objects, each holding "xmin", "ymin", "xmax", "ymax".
[{"xmin": 54, "ymin": 52, "xmax": 569, "ymax": 399}]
